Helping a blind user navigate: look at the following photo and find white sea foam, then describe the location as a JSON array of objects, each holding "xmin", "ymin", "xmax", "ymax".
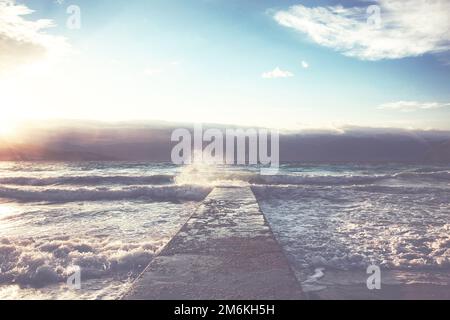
[
  {"xmin": 254, "ymin": 185, "xmax": 450, "ymax": 274},
  {"xmin": 0, "ymin": 201, "xmax": 197, "ymax": 290},
  {"xmin": 0, "ymin": 237, "xmax": 160, "ymax": 287}
]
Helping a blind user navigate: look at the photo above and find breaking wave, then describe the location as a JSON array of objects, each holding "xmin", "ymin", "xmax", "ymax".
[
  {"xmin": 1, "ymin": 170, "xmax": 448, "ymax": 189},
  {"xmin": 250, "ymin": 171, "xmax": 450, "ymax": 185},
  {"xmin": 0, "ymin": 185, "xmax": 212, "ymax": 203},
  {"xmin": 0, "ymin": 175, "xmax": 174, "ymax": 186},
  {"xmin": 0, "ymin": 237, "xmax": 162, "ymax": 287}
]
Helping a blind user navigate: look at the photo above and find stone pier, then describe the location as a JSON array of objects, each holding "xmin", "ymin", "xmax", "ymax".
[{"xmin": 123, "ymin": 186, "xmax": 304, "ymax": 300}]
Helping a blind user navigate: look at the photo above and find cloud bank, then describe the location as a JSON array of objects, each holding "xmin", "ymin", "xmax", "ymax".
[
  {"xmin": 274, "ymin": 0, "xmax": 450, "ymax": 61},
  {"xmin": 1, "ymin": 121, "xmax": 450, "ymax": 163},
  {"xmin": 0, "ymin": 0, "xmax": 68, "ymax": 71}
]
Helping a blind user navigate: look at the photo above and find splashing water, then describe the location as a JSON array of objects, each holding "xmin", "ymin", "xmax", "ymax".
[{"xmin": 0, "ymin": 162, "xmax": 449, "ymax": 298}]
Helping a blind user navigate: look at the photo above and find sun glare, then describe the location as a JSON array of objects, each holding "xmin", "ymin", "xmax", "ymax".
[{"xmin": 0, "ymin": 119, "xmax": 17, "ymax": 137}]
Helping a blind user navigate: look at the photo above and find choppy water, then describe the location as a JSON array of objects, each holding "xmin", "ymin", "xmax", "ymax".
[{"xmin": 0, "ymin": 162, "xmax": 449, "ymax": 299}]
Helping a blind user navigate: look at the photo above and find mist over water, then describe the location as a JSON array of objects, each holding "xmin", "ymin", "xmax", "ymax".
[{"xmin": 0, "ymin": 162, "xmax": 449, "ymax": 299}]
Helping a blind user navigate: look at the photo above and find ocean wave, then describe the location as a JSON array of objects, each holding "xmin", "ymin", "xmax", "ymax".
[
  {"xmin": 0, "ymin": 237, "xmax": 162, "ymax": 287},
  {"xmin": 0, "ymin": 185, "xmax": 212, "ymax": 203},
  {"xmin": 1, "ymin": 170, "xmax": 448, "ymax": 189},
  {"xmin": 395, "ymin": 171, "xmax": 450, "ymax": 181},
  {"xmin": 250, "ymin": 171, "xmax": 450, "ymax": 186},
  {"xmin": 250, "ymin": 175, "xmax": 384, "ymax": 185},
  {"xmin": 0, "ymin": 175, "xmax": 174, "ymax": 186},
  {"xmin": 350, "ymin": 185, "xmax": 450, "ymax": 196}
]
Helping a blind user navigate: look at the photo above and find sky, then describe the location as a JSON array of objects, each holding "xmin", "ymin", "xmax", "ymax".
[{"xmin": 1, "ymin": 0, "xmax": 450, "ymax": 134}]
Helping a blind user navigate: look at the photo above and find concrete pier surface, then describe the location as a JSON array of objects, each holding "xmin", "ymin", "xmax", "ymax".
[{"xmin": 123, "ymin": 186, "xmax": 304, "ymax": 300}]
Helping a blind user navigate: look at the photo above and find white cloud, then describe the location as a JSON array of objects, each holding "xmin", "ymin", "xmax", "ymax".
[
  {"xmin": 379, "ymin": 101, "xmax": 450, "ymax": 111},
  {"xmin": 301, "ymin": 60, "xmax": 309, "ymax": 69},
  {"xmin": 262, "ymin": 67, "xmax": 294, "ymax": 79},
  {"xmin": 0, "ymin": 0, "xmax": 69, "ymax": 71},
  {"xmin": 274, "ymin": 0, "xmax": 450, "ymax": 61}
]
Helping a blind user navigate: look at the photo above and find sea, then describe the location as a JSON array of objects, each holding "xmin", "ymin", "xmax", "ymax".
[{"xmin": 0, "ymin": 162, "xmax": 449, "ymax": 299}]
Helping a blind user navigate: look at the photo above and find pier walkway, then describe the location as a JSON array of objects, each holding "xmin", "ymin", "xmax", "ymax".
[{"xmin": 123, "ymin": 186, "xmax": 304, "ymax": 300}]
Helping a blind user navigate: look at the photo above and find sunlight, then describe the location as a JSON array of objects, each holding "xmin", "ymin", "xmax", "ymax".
[
  {"xmin": 0, "ymin": 119, "xmax": 17, "ymax": 137},
  {"xmin": 0, "ymin": 93, "xmax": 26, "ymax": 138}
]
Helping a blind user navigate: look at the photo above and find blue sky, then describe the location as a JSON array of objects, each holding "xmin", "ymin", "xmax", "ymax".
[{"xmin": 1, "ymin": 0, "xmax": 450, "ymax": 131}]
